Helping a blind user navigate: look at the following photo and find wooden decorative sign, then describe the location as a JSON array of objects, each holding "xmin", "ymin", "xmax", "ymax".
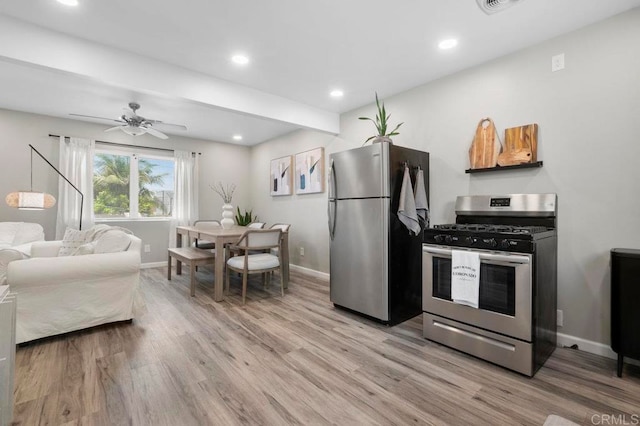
[
  {"xmin": 498, "ymin": 123, "xmax": 538, "ymax": 166},
  {"xmin": 469, "ymin": 118, "xmax": 501, "ymax": 169}
]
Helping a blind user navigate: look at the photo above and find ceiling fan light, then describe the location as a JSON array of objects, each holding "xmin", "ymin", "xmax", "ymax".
[
  {"xmin": 121, "ymin": 125, "xmax": 146, "ymax": 136},
  {"xmin": 6, "ymin": 191, "xmax": 56, "ymax": 210}
]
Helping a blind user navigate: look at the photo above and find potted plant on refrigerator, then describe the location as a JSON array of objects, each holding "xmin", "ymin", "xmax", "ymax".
[{"xmin": 359, "ymin": 92, "xmax": 403, "ymax": 145}]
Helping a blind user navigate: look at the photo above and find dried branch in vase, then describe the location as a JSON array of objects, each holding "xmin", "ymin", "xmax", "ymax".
[{"xmin": 210, "ymin": 182, "xmax": 236, "ymax": 204}]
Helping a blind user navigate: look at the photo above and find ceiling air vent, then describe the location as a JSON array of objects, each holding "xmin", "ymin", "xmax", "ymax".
[{"xmin": 476, "ymin": 0, "xmax": 523, "ymax": 15}]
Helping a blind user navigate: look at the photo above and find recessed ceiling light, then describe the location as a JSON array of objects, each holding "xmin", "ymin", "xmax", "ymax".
[
  {"xmin": 330, "ymin": 90, "xmax": 344, "ymax": 98},
  {"xmin": 232, "ymin": 135, "xmax": 243, "ymax": 141},
  {"xmin": 231, "ymin": 55, "xmax": 249, "ymax": 65},
  {"xmin": 57, "ymin": 0, "xmax": 79, "ymax": 6},
  {"xmin": 438, "ymin": 39, "xmax": 458, "ymax": 50}
]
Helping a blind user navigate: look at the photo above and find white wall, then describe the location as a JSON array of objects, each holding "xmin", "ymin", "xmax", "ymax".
[
  {"xmin": 0, "ymin": 108, "xmax": 251, "ymax": 263},
  {"xmin": 250, "ymin": 8, "xmax": 640, "ymax": 345},
  {"xmin": 1, "ymin": 8, "xmax": 638, "ymax": 345}
]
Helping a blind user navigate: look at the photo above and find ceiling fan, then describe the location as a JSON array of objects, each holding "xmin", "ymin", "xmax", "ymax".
[
  {"xmin": 70, "ymin": 102, "xmax": 187, "ymax": 139},
  {"xmin": 476, "ymin": 0, "xmax": 523, "ymax": 14}
]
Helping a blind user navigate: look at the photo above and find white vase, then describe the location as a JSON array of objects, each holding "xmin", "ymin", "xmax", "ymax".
[
  {"xmin": 372, "ymin": 136, "xmax": 393, "ymax": 144},
  {"xmin": 221, "ymin": 203, "xmax": 234, "ymax": 229}
]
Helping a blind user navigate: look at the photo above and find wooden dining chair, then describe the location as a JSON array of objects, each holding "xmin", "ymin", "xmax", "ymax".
[
  {"xmin": 268, "ymin": 223, "xmax": 290, "ymax": 254},
  {"xmin": 192, "ymin": 220, "xmax": 221, "ymax": 250},
  {"xmin": 267, "ymin": 223, "xmax": 291, "ymax": 278},
  {"xmin": 225, "ymin": 229, "xmax": 283, "ymax": 304},
  {"xmin": 247, "ymin": 222, "xmax": 266, "ymax": 229}
]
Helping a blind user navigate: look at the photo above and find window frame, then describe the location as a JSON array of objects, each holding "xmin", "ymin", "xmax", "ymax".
[{"xmin": 93, "ymin": 146, "xmax": 175, "ymax": 221}]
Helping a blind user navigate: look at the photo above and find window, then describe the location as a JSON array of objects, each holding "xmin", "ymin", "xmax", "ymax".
[{"xmin": 93, "ymin": 148, "xmax": 175, "ymax": 219}]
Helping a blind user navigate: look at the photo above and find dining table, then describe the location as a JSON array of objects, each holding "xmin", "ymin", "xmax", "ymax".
[{"xmin": 175, "ymin": 225, "xmax": 289, "ymax": 302}]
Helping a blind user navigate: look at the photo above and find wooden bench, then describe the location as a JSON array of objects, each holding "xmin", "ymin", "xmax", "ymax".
[{"xmin": 168, "ymin": 247, "xmax": 215, "ymax": 296}]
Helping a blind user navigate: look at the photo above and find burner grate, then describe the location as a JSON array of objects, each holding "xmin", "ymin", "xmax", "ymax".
[{"xmin": 433, "ymin": 224, "xmax": 550, "ymax": 234}]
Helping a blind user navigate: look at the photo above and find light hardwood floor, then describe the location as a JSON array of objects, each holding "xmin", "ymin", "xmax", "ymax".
[{"xmin": 11, "ymin": 266, "xmax": 640, "ymax": 425}]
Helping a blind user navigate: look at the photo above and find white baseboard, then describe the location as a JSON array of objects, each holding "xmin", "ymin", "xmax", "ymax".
[
  {"xmin": 557, "ymin": 332, "xmax": 640, "ymax": 366},
  {"xmin": 141, "ymin": 261, "xmax": 166, "ymax": 269},
  {"xmin": 289, "ymin": 264, "xmax": 329, "ymax": 281},
  {"xmin": 557, "ymin": 332, "xmax": 616, "ymax": 359}
]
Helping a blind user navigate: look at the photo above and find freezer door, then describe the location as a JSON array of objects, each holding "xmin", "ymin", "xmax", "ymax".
[
  {"xmin": 329, "ymin": 143, "xmax": 389, "ymax": 199},
  {"xmin": 330, "ymin": 197, "xmax": 389, "ymax": 321}
]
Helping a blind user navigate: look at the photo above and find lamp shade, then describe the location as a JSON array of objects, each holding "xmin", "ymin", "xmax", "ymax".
[{"xmin": 5, "ymin": 191, "xmax": 56, "ymax": 210}]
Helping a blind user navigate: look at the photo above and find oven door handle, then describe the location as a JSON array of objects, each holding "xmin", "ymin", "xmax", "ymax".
[{"xmin": 423, "ymin": 246, "xmax": 530, "ymax": 264}]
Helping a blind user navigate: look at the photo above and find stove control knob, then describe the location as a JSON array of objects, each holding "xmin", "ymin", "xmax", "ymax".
[
  {"xmin": 434, "ymin": 235, "xmax": 444, "ymax": 243},
  {"xmin": 487, "ymin": 238, "xmax": 497, "ymax": 248},
  {"xmin": 500, "ymin": 239, "xmax": 511, "ymax": 249},
  {"xmin": 465, "ymin": 237, "xmax": 475, "ymax": 245},
  {"xmin": 444, "ymin": 235, "xmax": 453, "ymax": 244}
]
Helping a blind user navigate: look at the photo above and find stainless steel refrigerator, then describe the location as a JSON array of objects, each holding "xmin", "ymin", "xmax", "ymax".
[{"xmin": 328, "ymin": 142, "xmax": 429, "ymax": 325}]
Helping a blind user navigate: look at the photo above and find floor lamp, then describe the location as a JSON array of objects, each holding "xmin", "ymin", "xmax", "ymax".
[{"xmin": 5, "ymin": 144, "xmax": 84, "ymax": 230}]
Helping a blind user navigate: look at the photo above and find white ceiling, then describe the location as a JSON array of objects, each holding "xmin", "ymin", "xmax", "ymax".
[{"xmin": 0, "ymin": 0, "xmax": 639, "ymax": 145}]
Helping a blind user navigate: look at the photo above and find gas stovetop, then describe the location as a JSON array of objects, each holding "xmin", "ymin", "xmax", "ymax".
[
  {"xmin": 424, "ymin": 223, "xmax": 556, "ymax": 252},
  {"xmin": 433, "ymin": 224, "xmax": 550, "ymax": 235},
  {"xmin": 424, "ymin": 194, "xmax": 558, "ymax": 252}
]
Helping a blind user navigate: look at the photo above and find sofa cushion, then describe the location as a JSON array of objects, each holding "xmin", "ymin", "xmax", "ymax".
[
  {"xmin": 0, "ymin": 223, "xmax": 19, "ymax": 247},
  {"xmin": 0, "ymin": 222, "xmax": 45, "ymax": 247},
  {"xmin": 58, "ymin": 228, "xmax": 92, "ymax": 257},
  {"xmin": 94, "ymin": 230, "xmax": 131, "ymax": 254},
  {"xmin": 12, "ymin": 223, "xmax": 45, "ymax": 246}
]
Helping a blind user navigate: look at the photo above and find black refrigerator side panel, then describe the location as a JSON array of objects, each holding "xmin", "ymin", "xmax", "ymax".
[{"xmin": 388, "ymin": 145, "xmax": 430, "ymax": 324}]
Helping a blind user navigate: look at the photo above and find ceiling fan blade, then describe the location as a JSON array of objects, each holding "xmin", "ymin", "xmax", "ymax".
[
  {"xmin": 70, "ymin": 113, "xmax": 125, "ymax": 123},
  {"xmin": 145, "ymin": 120, "xmax": 187, "ymax": 131},
  {"xmin": 104, "ymin": 125, "xmax": 124, "ymax": 132},
  {"xmin": 142, "ymin": 126, "xmax": 169, "ymax": 139}
]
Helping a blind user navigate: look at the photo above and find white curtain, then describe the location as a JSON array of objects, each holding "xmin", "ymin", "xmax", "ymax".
[
  {"xmin": 169, "ymin": 150, "xmax": 199, "ymax": 247},
  {"xmin": 55, "ymin": 136, "xmax": 95, "ymax": 239}
]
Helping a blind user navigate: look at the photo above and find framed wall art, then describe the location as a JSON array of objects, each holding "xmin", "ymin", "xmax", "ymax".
[
  {"xmin": 295, "ymin": 147, "xmax": 324, "ymax": 194},
  {"xmin": 270, "ymin": 155, "xmax": 293, "ymax": 196}
]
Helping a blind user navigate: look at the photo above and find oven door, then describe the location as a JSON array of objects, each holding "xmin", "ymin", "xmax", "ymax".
[{"xmin": 422, "ymin": 244, "xmax": 532, "ymax": 342}]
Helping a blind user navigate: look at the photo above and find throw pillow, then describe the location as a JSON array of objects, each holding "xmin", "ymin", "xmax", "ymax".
[
  {"xmin": 93, "ymin": 230, "xmax": 131, "ymax": 254},
  {"xmin": 58, "ymin": 228, "xmax": 92, "ymax": 257},
  {"xmin": 72, "ymin": 242, "xmax": 96, "ymax": 256}
]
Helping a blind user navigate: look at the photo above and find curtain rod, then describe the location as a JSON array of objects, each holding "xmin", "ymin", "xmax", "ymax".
[{"xmin": 48, "ymin": 134, "xmax": 201, "ymax": 155}]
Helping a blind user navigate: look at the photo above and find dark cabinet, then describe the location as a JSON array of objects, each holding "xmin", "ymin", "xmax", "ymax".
[{"xmin": 611, "ymin": 248, "xmax": 640, "ymax": 377}]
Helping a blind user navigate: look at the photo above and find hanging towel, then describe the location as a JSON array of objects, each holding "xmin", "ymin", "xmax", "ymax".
[
  {"xmin": 397, "ymin": 166, "xmax": 421, "ymax": 236},
  {"xmin": 451, "ymin": 250, "xmax": 481, "ymax": 309},
  {"xmin": 414, "ymin": 168, "xmax": 429, "ymax": 230}
]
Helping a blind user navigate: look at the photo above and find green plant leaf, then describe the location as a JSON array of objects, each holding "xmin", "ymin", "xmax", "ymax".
[
  {"xmin": 234, "ymin": 207, "xmax": 257, "ymax": 226},
  {"xmin": 388, "ymin": 122, "xmax": 403, "ymax": 136},
  {"xmin": 360, "ymin": 92, "xmax": 404, "ymax": 140}
]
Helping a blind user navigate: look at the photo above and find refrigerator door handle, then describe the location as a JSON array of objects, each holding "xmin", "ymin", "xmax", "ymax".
[
  {"xmin": 328, "ymin": 199, "xmax": 336, "ymax": 240},
  {"xmin": 328, "ymin": 159, "xmax": 337, "ymax": 240},
  {"xmin": 328, "ymin": 158, "xmax": 336, "ymax": 200}
]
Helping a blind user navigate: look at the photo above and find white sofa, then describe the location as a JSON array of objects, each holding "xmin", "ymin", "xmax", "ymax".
[
  {"xmin": 0, "ymin": 222, "xmax": 44, "ymax": 251},
  {"xmin": 0, "ymin": 222, "xmax": 45, "ymax": 285},
  {"xmin": 7, "ymin": 233, "xmax": 141, "ymax": 344}
]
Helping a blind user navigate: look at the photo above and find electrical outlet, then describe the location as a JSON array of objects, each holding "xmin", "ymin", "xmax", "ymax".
[
  {"xmin": 144, "ymin": 244, "xmax": 151, "ymax": 253},
  {"xmin": 557, "ymin": 309, "xmax": 563, "ymax": 327},
  {"xmin": 299, "ymin": 247, "xmax": 304, "ymax": 256},
  {"xmin": 551, "ymin": 53, "xmax": 565, "ymax": 72}
]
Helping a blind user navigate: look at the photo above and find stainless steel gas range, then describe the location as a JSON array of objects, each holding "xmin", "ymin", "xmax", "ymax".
[{"xmin": 422, "ymin": 193, "xmax": 557, "ymax": 376}]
